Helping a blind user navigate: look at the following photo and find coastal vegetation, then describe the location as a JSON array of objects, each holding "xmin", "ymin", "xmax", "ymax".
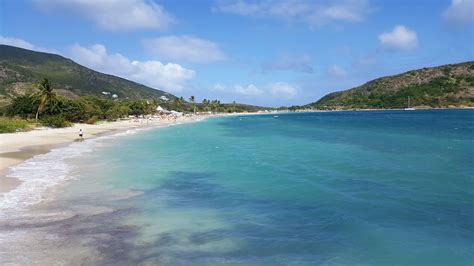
[
  {"xmin": 0, "ymin": 78, "xmax": 265, "ymax": 132},
  {"xmin": 302, "ymin": 62, "xmax": 474, "ymax": 110},
  {"xmin": 0, "ymin": 117, "xmax": 36, "ymax": 133}
]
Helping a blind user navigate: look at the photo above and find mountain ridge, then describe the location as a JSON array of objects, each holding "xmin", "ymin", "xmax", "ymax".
[
  {"xmin": 306, "ymin": 61, "xmax": 474, "ymax": 109},
  {"xmin": 0, "ymin": 45, "xmax": 176, "ymax": 106}
]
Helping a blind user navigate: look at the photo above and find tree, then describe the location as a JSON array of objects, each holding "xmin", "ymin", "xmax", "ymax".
[
  {"xmin": 127, "ymin": 100, "xmax": 147, "ymax": 116},
  {"xmin": 189, "ymin": 96, "xmax": 196, "ymax": 113},
  {"xmin": 151, "ymin": 98, "xmax": 158, "ymax": 113},
  {"xmin": 106, "ymin": 104, "xmax": 130, "ymax": 121},
  {"xmin": 6, "ymin": 95, "xmax": 37, "ymax": 119},
  {"xmin": 210, "ymin": 99, "xmax": 221, "ymax": 113},
  {"xmin": 33, "ymin": 78, "xmax": 56, "ymax": 122},
  {"xmin": 173, "ymin": 97, "xmax": 185, "ymax": 111},
  {"xmin": 202, "ymin": 99, "xmax": 210, "ymax": 112},
  {"xmin": 60, "ymin": 98, "xmax": 87, "ymax": 122}
]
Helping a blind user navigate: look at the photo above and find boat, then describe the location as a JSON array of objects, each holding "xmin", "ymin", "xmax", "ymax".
[{"xmin": 404, "ymin": 96, "xmax": 416, "ymax": 111}]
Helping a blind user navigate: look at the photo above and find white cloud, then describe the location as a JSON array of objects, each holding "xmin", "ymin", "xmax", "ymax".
[
  {"xmin": 321, "ymin": 2, "xmax": 367, "ymax": 20},
  {"xmin": 214, "ymin": 1, "xmax": 264, "ymax": 16},
  {"xmin": 213, "ymin": 0, "xmax": 374, "ymax": 27},
  {"xmin": 212, "ymin": 83, "xmax": 226, "ymax": 91},
  {"xmin": 143, "ymin": 35, "xmax": 225, "ymax": 63},
  {"xmin": 0, "ymin": 36, "xmax": 34, "ymax": 50},
  {"xmin": 0, "ymin": 36, "xmax": 56, "ymax": 53},
  {"xmin": 442, "ymin": 0, "xmax": 474, "ymax": 26},
  {"xmin": 34, "ymin": 0, "xmax": 174, "ymax": 31},
  {"xmin": 327, "ymin": 65, "xmax": 347, "ymax": 77},
  {"xmin": 378, "ymin": 25, "xmax": 418, "ymax": 51},
  {"xmin": 234, "ymin": 84, "xmax": 264, "ymax": 95},
  {"xmin": 68, "ymin": 43, "xmax": 195, "ymax": 92},
  {"xmin": 268, "ymin": 82, "xmax": 298, "ymax": 99},
  {"xmin": 220, "ymin": 82, "xmax": 298, "ymax": 99},
  {"xmin": 307, "ymin": 0, "xmax": 373, "ymax": 26},
  {"xmin": 262, "ymin": 54, "xmax": 313, "ymax": 73}
]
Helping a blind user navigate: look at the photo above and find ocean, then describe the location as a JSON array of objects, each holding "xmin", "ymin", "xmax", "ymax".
[{"xmin": 1, "ymin": 110, "xmax": 473, "ymax": 265}]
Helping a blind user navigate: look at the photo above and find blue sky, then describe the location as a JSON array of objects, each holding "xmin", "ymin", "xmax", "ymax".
[{"xmin": 1, "ymin": 0, "xmax": 473, "ymax": 106}]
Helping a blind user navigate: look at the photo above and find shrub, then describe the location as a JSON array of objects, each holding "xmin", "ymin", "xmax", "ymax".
[
  {"xmin": 6, "ymin": 95, "xmax": 38, "ymax": 119},
  {"xmin": 60, "ymin": 98, "xmax": 86, "ymax": 122},
  {"xmin": 41, "ymin": 115, "xmax": 71, "ymax": 128},
  {"xmin": 86, "ymin": 116, "xmax": 97, "ymax": 124},
  {"xmin": 0, "ymin": 118, "xmax": 35, "ymax": 133}
]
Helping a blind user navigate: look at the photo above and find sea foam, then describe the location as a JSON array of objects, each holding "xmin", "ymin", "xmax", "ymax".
[{"xmin": 0, "ymin": 128, "xmax": 140, "ymax": 214}]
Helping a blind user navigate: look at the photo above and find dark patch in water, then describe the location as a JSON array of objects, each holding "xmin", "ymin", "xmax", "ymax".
[
  {"xmin": 119, "ymin": 169, "xmax": 474, "ymax": 265},
  {"xmin": 188, "ymin": 229, "xmax": 228, "ymax": 245},
  {"xmin": 153, "ymin": 232, "xmax": 181, "ymax": 246},
  {"xmin": 0, "ymin": 207, "xmax": 134, "ymax": 230},
  {"xmin": 115, "ymin": 170, "xmax": 348, "ymax": 264},
  {"xmin": 0, "ymin": 206, "xmax": 145, "ymax": 265}
]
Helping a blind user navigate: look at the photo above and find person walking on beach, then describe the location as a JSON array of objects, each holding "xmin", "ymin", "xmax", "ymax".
[{"xmin": 79, "ymin": 129, "xmax": 83, "ymax": 138}]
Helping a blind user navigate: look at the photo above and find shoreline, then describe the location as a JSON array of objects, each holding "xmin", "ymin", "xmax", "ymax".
[
  {"xmin": 289, "ymin": 106, "xmax": 474, "ymax": 112},
  {"xmin": 0, "ymin": 114, "xmax": 218, "ymax": 194}
]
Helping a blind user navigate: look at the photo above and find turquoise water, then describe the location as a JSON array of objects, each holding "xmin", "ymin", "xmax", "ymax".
[{"xmin": 59, "ymin": 110, "xmax": 473, "ymax": 265}]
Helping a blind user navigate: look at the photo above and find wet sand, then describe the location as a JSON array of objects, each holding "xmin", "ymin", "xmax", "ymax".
[{"xmin": 0, "ymin": 176, "xmax": 22, "ymax": 193}]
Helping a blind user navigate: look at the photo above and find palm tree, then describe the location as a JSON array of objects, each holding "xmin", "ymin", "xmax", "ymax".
[
  {"xmin": 202, "ymin": 99, "xmax": 209, "ymax": 112},
  {"xmin": 34, "ymin": 78, "xmax": 56, "ymax": 122},
  {"xmin": 189, "ymin": 96, "xmax": 196, "ymax": 113},
  {"xmin": 210, "ymin": 99, "xmax": 221, "ymax": 113},
  {"xmin": 174, "ymin": 97, "xmax": 184, "ymax": 110}
]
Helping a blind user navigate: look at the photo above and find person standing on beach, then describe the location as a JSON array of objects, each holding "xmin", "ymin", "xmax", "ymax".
[{"xmin": 79, "ymin": 129, "xmax": 83, "ymax": 138}]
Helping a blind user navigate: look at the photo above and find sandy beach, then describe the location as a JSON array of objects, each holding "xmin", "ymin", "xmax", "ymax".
[{"xmin": 0, "ymin": 115, "xmax": 211, "ymax": 194}]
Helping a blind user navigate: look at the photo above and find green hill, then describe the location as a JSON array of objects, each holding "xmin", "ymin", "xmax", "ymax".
[
  {"xmin": 309, "ymin": 62, "xmax": 474, "ymax": 109},
  {"xmin": 0, "ymin": 45, "xmax": 176, "ymax": 106}
]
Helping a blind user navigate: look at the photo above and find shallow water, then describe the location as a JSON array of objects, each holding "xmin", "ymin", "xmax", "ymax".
[{"xmin": 1, "ymin": 110, "xmax": 473, "ymax": 265}]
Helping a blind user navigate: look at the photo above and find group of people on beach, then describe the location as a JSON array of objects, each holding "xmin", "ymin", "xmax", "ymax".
[
  {"xmin": 128, "ymin": 114, "xmax": 178, "ymax": 123},
  {"xmin": 75, "ymin": 112, "xmax": 206, "ymax": 139}
]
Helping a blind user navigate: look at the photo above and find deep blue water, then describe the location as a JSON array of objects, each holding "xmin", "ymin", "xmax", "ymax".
[{"xmin": 61, "ymin": 110, "xmax": 474, "ymax": 265}]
